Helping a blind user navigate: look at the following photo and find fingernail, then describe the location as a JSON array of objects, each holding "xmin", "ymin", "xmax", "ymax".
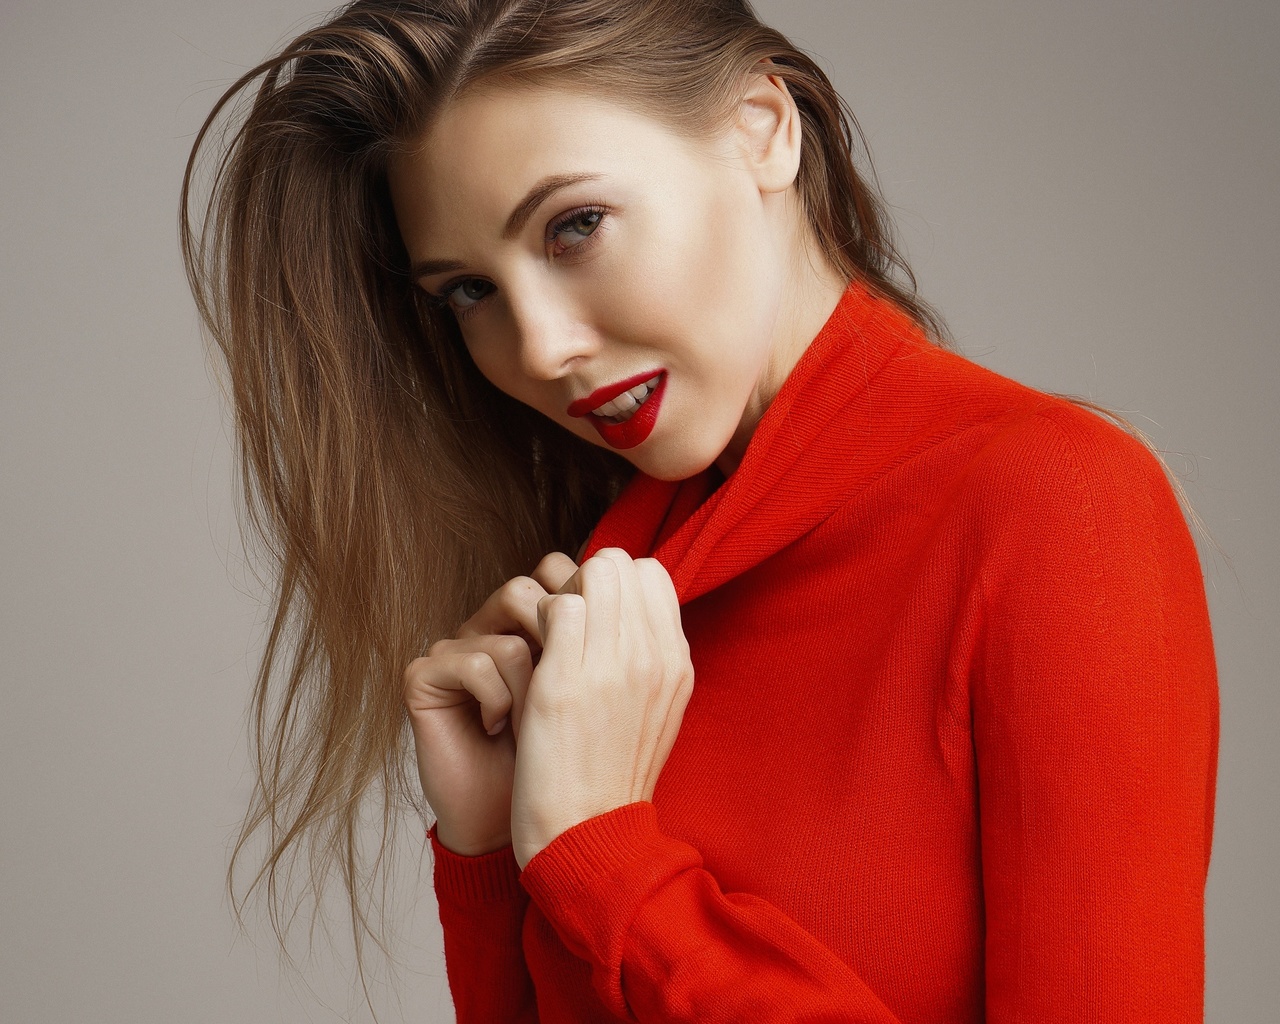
[{"xmin": 487, "ymin": 716, "xmax": 508, "ymax": 736}]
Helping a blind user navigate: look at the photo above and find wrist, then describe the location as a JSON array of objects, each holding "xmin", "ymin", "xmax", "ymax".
[
  {"xmin": 433, "ymin": 821, "xmax": 513, "ymax": 858},
  {"xmin": 512, "ymin": 807, "xmax": 593, "ymax": 870}
]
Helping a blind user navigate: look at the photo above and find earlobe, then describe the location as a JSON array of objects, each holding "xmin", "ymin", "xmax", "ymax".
[{"xmin": 735, "ymin": 71, "xmax": 802, "ymax": 194}]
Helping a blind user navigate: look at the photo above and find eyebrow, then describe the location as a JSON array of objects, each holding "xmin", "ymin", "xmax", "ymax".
[{"xmin": 410, "ymin": 171, "xmax": 605, "ymax": 281}]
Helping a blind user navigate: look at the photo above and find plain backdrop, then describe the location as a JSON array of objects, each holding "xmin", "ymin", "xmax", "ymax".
[{"xmin": 2, "ymin": 1, "xmax": 1276, "ymax": 1020}]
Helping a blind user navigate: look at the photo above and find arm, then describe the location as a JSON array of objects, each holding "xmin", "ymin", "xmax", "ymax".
[
  {"xmin": 431, "ymin": 826, "xmax": 539, "ymax": 1023},
  {"xmin": 519, "ymin": 802, "xmax": 906, "ymax": 1023},
  {"xmin": 972, "ymin": 411, "xmax": 1219, "ymax": 1020},
  {"xmin": 407, "ymin": 553, "xmax": 580, "ymax": 1022},
  {"xmin": 509, "ymin": 552, "xmax": 908, "ymax": 1022}
]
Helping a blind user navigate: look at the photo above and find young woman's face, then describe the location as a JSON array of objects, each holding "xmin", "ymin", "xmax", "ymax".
[{"xmin": 388, "ymin": 82, "xmax": 811, "ymax": 481}]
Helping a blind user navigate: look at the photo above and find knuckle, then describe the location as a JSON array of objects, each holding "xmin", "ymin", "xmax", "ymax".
[
  {"xmin": 490, "ymin": 579, "xmax": 540, "ymax": 625},
  {"xmin": 500, "ymin": 575, "xmax": 541, "ymax": 604},
  {"xmin": 492, "ymin": 634, "xmax": 529, "ymax": 660},
  {"xmin": 666, "ymin": 649, "xmax": 693, "ymax": 682},
  {"xmin": 534, "ymin": 552, "xmax": 568, "ymax": 576},
  {"xmin": 635, "ymin": 559, "xmax": 673, "ymax": 596},
  {"xmin": 426, "ymin": 638, "xmax": 451, "ymax": 659},
  {"xmin": 630, "ymin": 649, "xmax": 660, "ymax": 683},
  {"xmin": 557, "ymin": 592, "xmax": 587, "ymax": 615},
  {"xmin": 459, "ymin": 650, "xmax": 493, "ymax": 677},
  {"xmin": 635, "ymin": 556, "xmax": 668, "ymax": 579},
  {"xmin": 581, "ymin": 554, "xmax": 617, "ymax": 580},
  {"xmin": 540, "ymin": 592, "xmax": 585, "ymax": 628}
]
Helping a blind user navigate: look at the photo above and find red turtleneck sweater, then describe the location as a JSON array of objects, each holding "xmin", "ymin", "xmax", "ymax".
[{"xmin": 427, "ymin": 280, "xmax": 1218, "ymax": 1023}]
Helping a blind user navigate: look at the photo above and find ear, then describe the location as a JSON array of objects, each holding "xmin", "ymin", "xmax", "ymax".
[{"xmin": 732, "ymin": 68, "xmax": 802, "ymax": 194}]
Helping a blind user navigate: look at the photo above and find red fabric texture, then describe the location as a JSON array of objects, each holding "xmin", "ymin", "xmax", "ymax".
[{"xmin": 428, "ymin": 279, "xmax": 1219, "ymax": 1022}]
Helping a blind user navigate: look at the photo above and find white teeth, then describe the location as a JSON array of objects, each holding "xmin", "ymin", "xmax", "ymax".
[
  {"xmin": 613, "ymin": 391, "xmax": 639, "ymax": 412},
  {"xmin": 590, "ymin": 374, "xmax": 661, "ymax": 421}
]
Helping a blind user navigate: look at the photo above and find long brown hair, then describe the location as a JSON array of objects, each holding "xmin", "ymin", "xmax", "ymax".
[{"xmin": 180, "ymin": 0, "xmax": 947, "ymax": 973}]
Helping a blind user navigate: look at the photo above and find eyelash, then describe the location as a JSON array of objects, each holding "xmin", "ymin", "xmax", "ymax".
[{"xmin": 428, "ymin": 204, "xmax": 609, "ymax": 322}]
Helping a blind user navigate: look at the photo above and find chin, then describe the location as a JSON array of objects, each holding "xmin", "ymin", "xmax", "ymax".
[
  {"xmin": 641, "ymin": 463, "xmax": 704, "ymax": 483},
  {"xmin": 630, "ymin": 441, "xmax": 725, "ymax": 483}
]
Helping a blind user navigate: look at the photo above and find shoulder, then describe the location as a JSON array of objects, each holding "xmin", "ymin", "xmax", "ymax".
[
  {"xmin": 970, "ymin": 393, "xmax": 1181, "ymax": 533},
  {"xmin": 882, "ymin": 345, "xmax": 1197, "ymax": 575},
  {"xmin": 872, "ymin": 336, "xmax": 1162, "ymax": 483},
  {"xmin": 834, "ymin": 332, "xmax": 1199, "ymax": 573},
  {"xmin": 935, "ymin": 382, "xmax": 1205, "ymax": 616},
  {"xmin": 902, "ymin": 346, "xmax": 1182, "ymax": 531}
]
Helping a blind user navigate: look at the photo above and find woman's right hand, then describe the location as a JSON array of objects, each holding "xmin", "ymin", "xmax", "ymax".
[{"xmin": 403, "ymin": 552, "xmax": 579, "ymax": 856}]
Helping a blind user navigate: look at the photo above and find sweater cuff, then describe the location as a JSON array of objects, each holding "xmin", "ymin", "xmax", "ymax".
[
  {"xmin": 518, "ymin": 802, "xmax": 703, "ymax": 1018},
  {"xmin": 429, "ymin": 824, "xmax": 527, "ymax": 906}
]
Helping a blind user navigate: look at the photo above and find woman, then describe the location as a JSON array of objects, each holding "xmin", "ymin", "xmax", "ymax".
[{"xmin": 181, "ymin": 1, "xmax": 1219, "ymax": 1021}]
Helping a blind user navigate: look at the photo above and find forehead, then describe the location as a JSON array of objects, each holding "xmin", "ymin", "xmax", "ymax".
[{"xmin": 387, "ymin": 84, "xmax": 721, "ymax": 252}]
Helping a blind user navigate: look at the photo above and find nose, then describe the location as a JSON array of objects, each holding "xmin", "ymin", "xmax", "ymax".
[{"xmin": 507, "ymin": 287, "xmax": 598, "ymax": 381}]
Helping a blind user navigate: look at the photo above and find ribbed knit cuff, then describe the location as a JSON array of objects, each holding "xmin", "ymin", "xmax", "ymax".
[
  {"xmin": 429, "ymin": 823, "xmax": 527, "ymax": 906},
  {"xmin": 517, "ymin": 802, "xmax": 703, "ymax": 1019}
]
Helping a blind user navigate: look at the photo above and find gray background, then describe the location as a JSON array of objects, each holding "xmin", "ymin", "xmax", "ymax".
[{"xmin": 2, "ymin": 0, "xmax": 1275, "ymax": 1020}]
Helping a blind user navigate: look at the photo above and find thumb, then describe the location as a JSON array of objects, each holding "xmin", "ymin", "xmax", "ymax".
[
  {"xmin": 538, "ymin": 561, "xmax": 585, "ymax": 647},
  {"xmin": 536, "ymin": 592, "xmax": 587, "ymax": 667}
]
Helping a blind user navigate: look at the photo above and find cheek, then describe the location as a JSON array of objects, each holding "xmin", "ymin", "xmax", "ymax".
[
  {"xmin": 594, "ymin": 188, "xmax": 755, "ymax": 343},
  {"xmin": 680, "ymin": 189, "xmax": 766, "ymax": 320}
]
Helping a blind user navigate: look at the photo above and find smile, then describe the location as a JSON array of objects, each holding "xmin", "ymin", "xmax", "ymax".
[
  {"xmin": 591, "ymin": 374, "xmax": 661, "ymax": 422},
  {"xmin": 583, "ymin": 371, "xmax": 667, "ymax": 450}
]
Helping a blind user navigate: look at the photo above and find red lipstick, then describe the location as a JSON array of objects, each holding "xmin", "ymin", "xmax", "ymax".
[
  {"xmin": 567, "ymin": 370, "xmax": 667, "ymax": 451},
  {"xmin": 567, "ymin": 369, "xmax": 665, "ymax": 418}
]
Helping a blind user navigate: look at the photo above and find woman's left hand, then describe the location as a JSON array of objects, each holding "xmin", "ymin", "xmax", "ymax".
[{"xmin": 509, "ymin": 547, "xmax": 694, "ymax": 869}]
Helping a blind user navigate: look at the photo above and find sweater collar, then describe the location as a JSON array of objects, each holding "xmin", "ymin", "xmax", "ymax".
[{"xmin": 582, "ymin": 278, "xmax": 922, "ymax": 604}]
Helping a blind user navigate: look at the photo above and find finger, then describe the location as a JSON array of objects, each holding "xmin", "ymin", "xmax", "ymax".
[
  {"xmin": 530, "ymin": 551, "xmax": 579, "ymax": 595},
  {"xmin": 456, "ymin": 575, "xmax": 546, "ymax": 642},
  {"xmin": 636, "ymin": 557, "xmax": 691, "ymax": 704},
  {"xmin": 404, "ymin": 638, "xmax": 525, "ymax": 734},
  {"xmin": 535, "ymin": 592, "xmax": 587, "ymax": 678},
  {"xmin": 579, "ymin": 550, "xmax": 625, "ymax": 661},
  {"xmin": 454, "ymin": 552, "xmax": 581, "ymax": 645},
  {"xmin": 634, "ymin": 557, "xmax": 683, "ymax": 636},
  {"xmin": 631, "ymin": 558, "xmax": 693, "ymax": 796},
  {"xmin": 483, "ymin": 634, "xmax": 534, "ymax": 740}
]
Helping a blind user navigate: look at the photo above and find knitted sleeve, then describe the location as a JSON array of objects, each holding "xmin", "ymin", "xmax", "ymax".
[
  {"xmin": 518, "ymin": 801, "xmax": 906, "ymax": 1022},
  {"xmin": 969, "ymin": 408, "xmax": 1219, "ymax": 1020},
  {"xmin": 429, "ymin": 825, "xmax": 538, "ymax": 1022}
]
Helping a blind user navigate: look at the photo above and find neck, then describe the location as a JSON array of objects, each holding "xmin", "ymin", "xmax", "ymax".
[{"xmin": 714, "ymin": 227, "xmax": 849, "ymax": 479}]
